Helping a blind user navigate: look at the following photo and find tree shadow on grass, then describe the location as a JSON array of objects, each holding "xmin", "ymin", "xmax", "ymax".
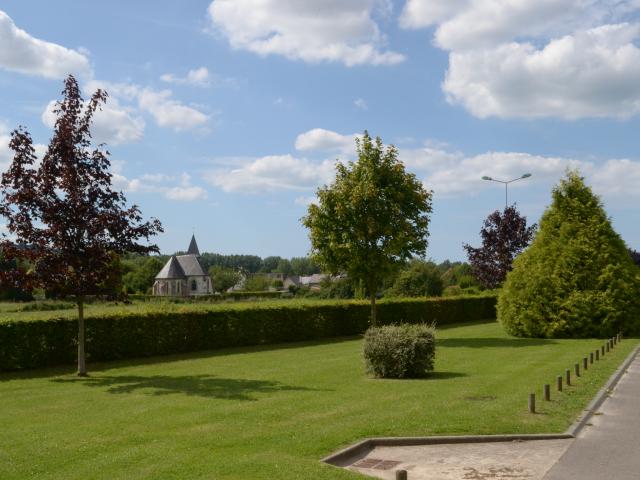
[
  {"xmin": 438, "ymin": 337, "xmax": 556, "ymax": 348},
  {"xmin": 51, "ymin": 374, "xmax": 326, "ymax": 401}
]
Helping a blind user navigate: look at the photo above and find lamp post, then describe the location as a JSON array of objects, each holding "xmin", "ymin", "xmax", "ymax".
[{"xmin": 482, "ymin": 173, "xmax": 532, "ymax": 208}]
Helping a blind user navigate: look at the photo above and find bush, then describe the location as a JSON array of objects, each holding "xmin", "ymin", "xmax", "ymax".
[
  {"xmin": 498, "ymin": 171, "xmax": 640, "ymax": 338},
  {"xmin": 363, "ymin": 323, "xmax": 436, "ymax": 378},
  {"xmin": 0, "ymin": 295, "xmax": 496, "ymax": 371},
  {"xmin": 388, "ymin": 260, "xmax": 444, "ymax": 297}
]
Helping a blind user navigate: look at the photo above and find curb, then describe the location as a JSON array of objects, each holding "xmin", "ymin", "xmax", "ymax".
[{"xmin": 322, "ymin": 343, "xmax": 640, "ymax": 467}]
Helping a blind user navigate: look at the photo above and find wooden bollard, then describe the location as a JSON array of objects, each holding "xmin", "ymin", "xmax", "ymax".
[
  {"xmin": 396, "ymin": 469, "xmax": 408, "ymax": 480},
  {"xmin": 601, "ymin": 345, "xmax": 605, "ymax": 356},
  {"xmin": 583, "ymin": 357, "xmax": 588, "ymax": 371},
  {"xmin": 606, "ymin": 342, "xmax": 610, "ymax": 353},
  {"xmin": 590, "ymin": 352, "xmax": 594, "ymax": 364},
  {"xmin": 529, "ymin": 393, "xmax": 536, "ymax": 413},
  {"xmin": 595, "ymin": 349, "xmax": 600, "ymax": 361},
  {"xmin": 614, "ymin": 335, "xmax": 617, "ymax": 345},
  {"xmin": 575, "ymin": 363, "xmax": 580, "ymax": 377},
  {"xmin": 557, "ymin": 375, "xmax": 563, "ymax": 392},
  {"xmin": 566, "ymin": 369, "xmax": 571, "ymax": 386},
  {"xmin": 544, "ymin": 384, "xmax": 551, "ymax": 401}
]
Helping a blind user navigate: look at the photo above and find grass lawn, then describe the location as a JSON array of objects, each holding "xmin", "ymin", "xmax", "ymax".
[{"xmin": 0, "ymin": 320, "xmax": 636, "ymax": 480}]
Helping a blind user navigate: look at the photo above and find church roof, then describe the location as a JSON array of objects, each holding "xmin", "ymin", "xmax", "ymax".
[
  {"xmin": 176, "ymin": 254, "xmax": 208, "ymax": 277},
  {"xmin": 187, "ymin": 235, "xmax": 200, "ymax": 256},
  {"xmin": 155, "ymin": 255, "xmax": 186, "ymax": 279}
]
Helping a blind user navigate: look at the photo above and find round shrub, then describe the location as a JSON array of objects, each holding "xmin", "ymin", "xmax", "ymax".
[
  {"xmin": 498, "ymin": 171, "xmax": 640, "ymax": 338},
  {"xmin": 363, "ymin": 323, "xmax": 436, "ymax": 378}
]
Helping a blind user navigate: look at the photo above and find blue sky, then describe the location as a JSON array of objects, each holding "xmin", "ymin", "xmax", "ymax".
[{"xmin": 1, "ymin": 0, "xmax": 640, "ymax": 261}]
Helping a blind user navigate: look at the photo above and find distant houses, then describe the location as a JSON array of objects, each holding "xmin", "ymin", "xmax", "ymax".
[{"xmin": 152, "ymin": 235, "xmax": 339, "ymax": 296}]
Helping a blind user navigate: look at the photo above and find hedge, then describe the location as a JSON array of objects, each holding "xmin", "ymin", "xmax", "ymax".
[
  {"xmin": 128, "ymin": 291, "xmax": 285, "ymax": 303},
  {"xmin": 0, "ymin": 295, "xmax": 496, "ymax": 371}
]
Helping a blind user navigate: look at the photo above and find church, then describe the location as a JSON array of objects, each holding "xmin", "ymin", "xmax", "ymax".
[{"xmin": 152, "ymin": 235, "xmax": 213, "ymax": 296}]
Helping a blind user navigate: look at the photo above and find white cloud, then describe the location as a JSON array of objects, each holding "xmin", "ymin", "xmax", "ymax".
[
  {"xmin": 137, "ymin": 88, "xmax": 209, "ymax": 131},
  {"xmin": 111, "ymin": 167, "xmax": 209, "ymax": 201},
  {"xmin": 444, "ymin": 24, "xmax": 640, "ymax": 118},
  {"xmin": 0, "ymin": 10, "xmax": 92, "ymax": 79},
  {"xmin": 42, "ymin": 99, "xmax": 145, "ymax": 145},
  {"xmin": 205, "ymin": 154, "xmax": 336, "ymax": 193},
  {"xmin": 399, "ymin": 1, "xmax": 640, "ymax": 119},
  {"xmin": 354, "ymin": 98, "xmax": 368, "ymax": 110},
  {"xmin": 165, "ymin": 185, "xmax": 208, "ymax": 201},
  {"xmin": 295, "ymin": 128, "xmax": 359, "ymax": 153},
  {"xmin": 207, "ymin": 0, "xmax": 404, "ymax": 66},
  {"xmin": 161, "ymin": 67, "xmax": 211, "ymax": 87},
  {"xmin": 84, "ymin": 80, "xmax": 209, "ymax": 132}
]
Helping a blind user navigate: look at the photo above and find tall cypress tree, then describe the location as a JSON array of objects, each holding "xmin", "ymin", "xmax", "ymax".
[{"xmin": 498, "ymin": 170, "xmax": 640, "ymax": 338}]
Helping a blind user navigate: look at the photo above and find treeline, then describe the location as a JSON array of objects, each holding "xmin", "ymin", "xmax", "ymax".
[{"xmin": 120, "ymin": 253, "xmax": 322, "ymax": 295}]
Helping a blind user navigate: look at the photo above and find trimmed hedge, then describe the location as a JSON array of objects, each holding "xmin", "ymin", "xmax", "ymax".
[
  {"xmin": 128, "ymin": 291, "xmax": 285, "ymax": 303},
  {"xmin": 0, "ymin": 295, "xmax": 496, "ymax": 371}
]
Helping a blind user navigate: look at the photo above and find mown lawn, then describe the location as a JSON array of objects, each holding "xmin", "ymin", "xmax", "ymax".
[{"xmin": 0, "ymin": 320, "xmax": 635, "ymax": 480}]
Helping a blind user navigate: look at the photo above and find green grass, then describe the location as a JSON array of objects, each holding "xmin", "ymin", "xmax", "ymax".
[{"xmin": 0, "ymin": 320, "xmax": 636, "ymax": 480}]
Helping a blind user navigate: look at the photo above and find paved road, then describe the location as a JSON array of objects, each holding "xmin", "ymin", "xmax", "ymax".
[{"xmin": 544, "ymin": 351, "xmax": 640, "ymax": 480}]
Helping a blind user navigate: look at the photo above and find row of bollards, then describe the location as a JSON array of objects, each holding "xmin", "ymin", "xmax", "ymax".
[{"xmin": 528, "ymin": 332, "xmax": 622, "ymax": 413}]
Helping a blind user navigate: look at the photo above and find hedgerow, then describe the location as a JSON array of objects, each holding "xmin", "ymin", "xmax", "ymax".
[{"xmin": 0, "ymin": 295, "xmax": 496, "ymax": 371}]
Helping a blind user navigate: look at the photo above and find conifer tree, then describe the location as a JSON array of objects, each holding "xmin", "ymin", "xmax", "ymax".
[{"xmin": 498, "ymin": 170, "xmax": 640, "ymax": 338}]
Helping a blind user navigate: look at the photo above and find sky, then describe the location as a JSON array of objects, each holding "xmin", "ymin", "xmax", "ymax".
[{"xmin": 1, "ymin": 0, "xmax": 640, "ymax": 261}]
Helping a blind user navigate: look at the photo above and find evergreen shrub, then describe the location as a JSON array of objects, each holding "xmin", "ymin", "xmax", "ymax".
[
  {"xmin": 498, "ymin": 171, "xmax": 640, "ymax": 338},
  {"xmin": 363, "ymin": 323, "xmax": 436, "ymax": 378}
]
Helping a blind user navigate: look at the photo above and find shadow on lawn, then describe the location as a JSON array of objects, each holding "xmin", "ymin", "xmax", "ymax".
[
  {"xmin": 52, "ymin": 374, "xmax": 323, "ymax": 401},
  {"xmin": 438, "ymin": 337, "xmax": 556, "ymax": 348}
]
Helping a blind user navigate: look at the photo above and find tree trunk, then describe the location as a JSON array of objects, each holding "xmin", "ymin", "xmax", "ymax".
[
  {"xmin": 77, "ymin": 297, "xmax": 87, "ymax": 376},
  {"xmin": 369, "ymin": 278, "xmax": 377, "ymax": 326},
  {"xmin": 370, "ymin": 294, "xmax": 377, "ymax": 326}
]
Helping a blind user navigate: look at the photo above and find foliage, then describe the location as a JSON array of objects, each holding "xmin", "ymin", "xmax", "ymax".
[
  {"xmin": 0, "ymin": 76, "xmax": 162, "ymax": 374},
  {"xmin": 388, "ymin": 260, "xmax": 443, "ymax": 297},
  {"xmin": 315, "ymin": 277, "xmax": 355, "ymax": 299},
  {"xmin": 208, "ymin": 266, "xmax": 242, "ymax": 292},
  {"xmin": 0, "ymin": 253, "xmax": 33, "ymax": 301},
  {"xmin": 122, "ymin": 255, "xmax": 165, "ymax": 294},
  {"xmin": 0, "ymin": 295, "xmax": 497, "ymax": 370},
  {"xmin": 363, "ymin": 323, "xmax": 436, "ymax": 378},
  {"xmin": 498, "ymin": 170, "xmax": 640, "ymax": 338},
  {"xmin": 302, "ymin": 131, "xmax": 433, "ymax": 325},
  {"xmin": 289, "ymin": 257, "xmax": 321, "ymax": 276},
  {"xmin": 243, "ymin": 274, "xmax": 271, "ymax": 292},
  {"xmin": 199, "ymin": 253, "xmax": 263, "ymax": 274},
  {"xmin": 464, "ymin": 205, "xmax": 536, "ymax": 289}
]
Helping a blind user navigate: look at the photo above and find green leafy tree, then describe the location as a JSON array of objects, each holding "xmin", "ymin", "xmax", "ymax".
[
  {"xmin": 388, "ymin": 260, "xmax": 443, "ymax": 297},
  {"xmin": 208, "ymin": 266, "xmax": 241, "ymax": 292},
  {"xmin": 243, "ymin": 274, "xmax": 271, "ymax": 292},
  {"xmin": 122, "ymin": 256, "xmax": 164, "ymax": 293},
  {"xmin": 302, "ymin": 132, "xmax": 433, "ymax": 325},
  {"xmin": 290, "ymin": 257, "xmax": 320, "ymax": 276},
  {"xmin": 498, "ymin": 170, "xmax": 640, "ymax": 338}
]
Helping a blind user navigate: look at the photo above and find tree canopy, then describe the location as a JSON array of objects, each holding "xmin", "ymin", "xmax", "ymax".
[
  {"xmin": 498, "ymin": 170, "xmax": 640, "ymax": 338},
  {"xmin": 0, "ymin": 75, "xmax": 162, "ymax": 374},
  {"xmin": 464, "ymin": 205, "xmax": 536, "ymax": 289},
  {"xmin": 302, "ymin": 131, "xmax": 433, "ymax": 325}
]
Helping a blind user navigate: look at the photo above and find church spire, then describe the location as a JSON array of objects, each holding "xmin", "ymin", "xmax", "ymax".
[{"xmin": 187, "ymin": 234, "xmax": 200, "ymax": 256}]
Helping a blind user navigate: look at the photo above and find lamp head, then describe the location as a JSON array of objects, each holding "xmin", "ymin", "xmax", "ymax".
[
  {"xmin": 481, "ymin": 176, "xmax": 492, "ymax": 181},
  {"xmin": 521, "ymin": 173, "xmax": 532, "ymax": 178}
]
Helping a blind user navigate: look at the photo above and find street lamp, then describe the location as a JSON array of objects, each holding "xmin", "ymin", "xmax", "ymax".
[{"xmin": 482, "ymin": 173, "xmax": 532, "ymax": 208}]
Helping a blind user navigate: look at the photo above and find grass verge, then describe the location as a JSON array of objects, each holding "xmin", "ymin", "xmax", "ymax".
[{"xmin": 0, "ymin": 320, "xmax": 636, "ymax": 480}]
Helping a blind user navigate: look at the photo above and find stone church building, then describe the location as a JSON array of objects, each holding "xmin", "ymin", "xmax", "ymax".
[{"xmin": 152, "ymin": 235, "xmax": 213, "ymax": 296}]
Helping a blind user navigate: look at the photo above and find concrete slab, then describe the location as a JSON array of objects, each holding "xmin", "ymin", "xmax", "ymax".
[{"xmin": 346, "ymin": 439, "xmax": 573, "ymax": 480}]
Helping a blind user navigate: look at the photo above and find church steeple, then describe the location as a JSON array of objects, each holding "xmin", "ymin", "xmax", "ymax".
[{"xmin": 187, "ymin": 234, "xmax": 200, "ymax": 256}]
